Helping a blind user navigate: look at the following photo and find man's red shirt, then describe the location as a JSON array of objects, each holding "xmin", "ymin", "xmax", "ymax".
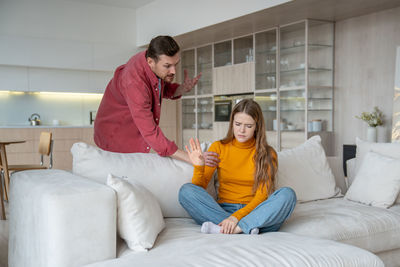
[{"xmin": 94, "ymin": 50, "xmax": 179, "ymax": 156}]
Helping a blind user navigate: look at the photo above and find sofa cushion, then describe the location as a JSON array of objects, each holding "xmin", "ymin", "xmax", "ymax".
[
  {"xmin": 355, "ymin": 138, "xmax": 400, "ymax": 204},
  {"xmin": 107, "ymin": 174, "xmax": 165, "ymax": 251},
  {"xmin": 280, "ymin": 198, "xmax": 400, "ymax": 253},
  {"xmin": 71, "ymin": 142, "xmax": 217, "ymax": 218},
  {"xmin": 83, "ymin": 218, "xmax": 383, "ymax": 267},
  {"xmin": 277, "ymin": 135, "xmax": 340, "ymax": 202},
  {"xmin": 344, "ymin": 152, "xmax": 400, "ymax": 208}
]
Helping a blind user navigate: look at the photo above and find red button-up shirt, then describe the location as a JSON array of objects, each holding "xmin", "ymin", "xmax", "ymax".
[{"xmin": 94, "ymin": 50, "xmax": 180, "ymax": 156}]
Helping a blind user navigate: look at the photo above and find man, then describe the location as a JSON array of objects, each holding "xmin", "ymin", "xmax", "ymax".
[{"xmin": 94, "ymin": 35, "xmax": 219, "ymax": 166}]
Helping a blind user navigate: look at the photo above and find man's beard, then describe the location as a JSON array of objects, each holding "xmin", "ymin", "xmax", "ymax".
[{"xmin": 164, "ymin": 75, "xmax": 174, "ymax": 82}]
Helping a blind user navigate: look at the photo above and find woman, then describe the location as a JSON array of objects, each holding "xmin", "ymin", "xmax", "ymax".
[{"xmin": 179, "ymin": 99, "xmax": 296, "ymax": 235}]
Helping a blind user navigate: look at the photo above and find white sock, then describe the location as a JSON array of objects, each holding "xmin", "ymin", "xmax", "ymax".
[
  {"xmin": 250, "ymin": 228, "xmax": 259, "ymax": 235},
  {"xmin": 201, "ymin": 222, "xmax": 221, "ymax": 234}
]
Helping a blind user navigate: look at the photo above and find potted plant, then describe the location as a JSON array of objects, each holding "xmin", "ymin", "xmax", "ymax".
[{"xmin": 355, "ymin": 106, "xmax": 384, "ymax": 142}]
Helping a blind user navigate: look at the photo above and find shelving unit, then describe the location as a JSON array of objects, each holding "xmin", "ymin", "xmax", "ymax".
[
  {"xmin": 180, "ymin": 19, "xmax": 334, "ymax": 155},
  {"xmin": 254, "ymin": 19, "xmax": 334, "ymax": 155},
  {"xmin": 181, "ymin": 45, "xmax": 214, "ymax": 148}
]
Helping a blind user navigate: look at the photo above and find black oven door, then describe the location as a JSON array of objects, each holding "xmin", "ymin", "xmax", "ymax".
[{"xmin": 214, "ymin": 101, "xmax": 232, "ymax": 121}]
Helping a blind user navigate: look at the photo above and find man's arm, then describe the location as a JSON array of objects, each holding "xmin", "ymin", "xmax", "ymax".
[{"xmin": 170, "ymin": 148, "xmax": 191, "ymax": 164}]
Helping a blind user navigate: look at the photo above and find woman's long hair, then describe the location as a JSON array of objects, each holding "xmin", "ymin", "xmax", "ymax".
[{"xmin": 221, "ymin": 99, "xmax": 278, "ymax": 195}]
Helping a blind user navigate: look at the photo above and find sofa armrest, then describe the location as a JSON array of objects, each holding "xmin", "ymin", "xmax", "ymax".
[
  {"xmin": 9, "ymin": 169, "xmax": 117, "ymax": 267},
  {"xmin": 346, "ymin": 158, "xmax": 357, "ymax": 188}
]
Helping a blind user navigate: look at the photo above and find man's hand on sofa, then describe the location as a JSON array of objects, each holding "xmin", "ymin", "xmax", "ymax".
[
  {"xmin": 219, "ymin": 216, "xmax": 240, "ymax": 234},
  {"xmin": 203, "ymin": 151, "xmax": 220, "ymax": 167}
]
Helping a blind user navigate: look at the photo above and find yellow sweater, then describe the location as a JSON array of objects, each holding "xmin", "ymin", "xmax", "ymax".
[{"xmin": 192, "ymin": 138, "xmax": 270, "ymax": 221}]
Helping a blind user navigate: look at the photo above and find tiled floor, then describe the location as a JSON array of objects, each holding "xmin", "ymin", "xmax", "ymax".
[{"xmin": 0, "ymin": 201, "xmax": 8, "ymax": 267}]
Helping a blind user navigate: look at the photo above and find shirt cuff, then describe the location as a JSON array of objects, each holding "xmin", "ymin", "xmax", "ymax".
[{"xmin": 157, "ymin": 141, "xmax": 178, "ymax": 157}]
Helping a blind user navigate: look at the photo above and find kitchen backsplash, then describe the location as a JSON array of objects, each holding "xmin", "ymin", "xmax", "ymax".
[{"xmin": 0, "ymin": 92, "xmax": 102, "ymax": 126}]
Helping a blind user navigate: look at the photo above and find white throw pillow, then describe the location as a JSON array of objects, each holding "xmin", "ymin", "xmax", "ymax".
[
  {"xmin": 355, "ymin": 138, "xmax": 400, "ymax": 204},
  {"xmin": 107, "ymin": 174, "xmax": 165, "ymax": 251},
  {"xmin": 345, "ymin": 152, "xmax": 400, "ymax": 208},
  {"xmin": 277, "ymin": 135, "xmax": 340, "ymax": 202},
  {"xmin": 71, "ymin": 142, "xmax": 217, "ymax": 218}
]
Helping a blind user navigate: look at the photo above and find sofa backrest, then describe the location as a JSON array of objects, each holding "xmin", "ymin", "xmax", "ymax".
[{"xmin": 71, "ymin": 142, "xmax": 216, "ymax": 218}]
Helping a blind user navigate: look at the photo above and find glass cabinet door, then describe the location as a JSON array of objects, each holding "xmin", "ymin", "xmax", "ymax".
[
  {"xmin": 214, "ymin": 40, "xmax": 232, "ymax": 67},
  {"xmin": 255, "ymin": 29, "xmax": 277, "ymax": 90},
  {"xmin": 181, "ymin": 49, "xmax": 195, "ymax": 96},
  {"xmin": 182, "ymin": 98, "xmax": 196, "ymax": 130},
  {"xmin": 197, "ymin": 45, "xmax": 213, "ymax": 95},
  {"xmin": 307, "ymin": 20, "xmax": 334, "ymax": 133},
  {"xmin": 280, "ymin": 22, "xmax": 306, "ymax": 89},
  {"xmin": 197, "ymin": 97, "xmax": 214, "ymax": 145},
  {"xmin": 234, "ymin": 35, "xmax": 253, "ymax": 64},
  {"xmin": 181, "ymin": 98, "xmax": 196, "ymax": 148},
  {"xmin": 197, "ymin": 97, "xmax": 213, "ymax": 130},
  {"xmin": 280, "ymin": 89, "xmax": 305, "ymax": 149},
  {"xmin": 254, "ymin": 92, "xmax": 278, "ymax": 150}
]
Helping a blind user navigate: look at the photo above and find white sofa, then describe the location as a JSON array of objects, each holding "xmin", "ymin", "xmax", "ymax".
[{"xmin": 7, "ymin": 140, "xmax": 400, "ymax": 267}]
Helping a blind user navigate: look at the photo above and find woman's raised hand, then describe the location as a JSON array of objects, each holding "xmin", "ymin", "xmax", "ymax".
[{"xmin": 185, "ymin": 138, "xmax": 205, "ymax": 166}]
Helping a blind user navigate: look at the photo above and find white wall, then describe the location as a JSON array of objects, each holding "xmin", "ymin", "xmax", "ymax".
[
  {"xmin": 334, "ymin": 6, "xmax": 400, "ymax": 152},
  {"xmin": 0, "ymin": 0, "xmax": 139, "ymax": 93},
  {"xmin": 0, "ymin": 0, "xmax": 137, "ymax": 70},
  {"xmin": 135, "ymin": 0, "xmax": 291, "ymax": 47}
]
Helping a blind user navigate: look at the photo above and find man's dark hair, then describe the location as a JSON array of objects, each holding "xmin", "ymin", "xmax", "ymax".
[{"xmin": 146, "ymin": 36, "xmax": 180, "ymax": 62}]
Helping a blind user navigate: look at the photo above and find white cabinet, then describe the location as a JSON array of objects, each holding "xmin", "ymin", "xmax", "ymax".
[
  {"xmin": 213, "ymin": 63, "xmax": 254, "ymax": 95},
  {"xmin": 0, "ymin": 65, "xmax": 29, "ymax": 91},
  {"xmin": 0, "ymin": 65, "xmax": 111, "ymax": 93}
]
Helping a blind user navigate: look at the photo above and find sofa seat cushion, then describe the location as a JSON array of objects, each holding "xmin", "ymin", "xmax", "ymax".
[
  {"xmin": 84, "ymin": 218, "xmax": 383, "ymax": 267},
  {"xmin": 280, "ymin": 198, "xmax": 400, "ymax": 253}
]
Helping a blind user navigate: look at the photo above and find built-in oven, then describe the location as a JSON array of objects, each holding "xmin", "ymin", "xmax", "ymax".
[
  {"xmin": 214, "ymin": 97, "xmax": 232, "ymax": 121},
  {"xmin": 214, "ymin": 94, "xmax": 254, "ymax": 121}
]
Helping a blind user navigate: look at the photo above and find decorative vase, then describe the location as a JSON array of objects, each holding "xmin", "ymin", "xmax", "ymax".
[{"xmin": 367, "ymin": 126, "xmax": 377, "ymax": 142}]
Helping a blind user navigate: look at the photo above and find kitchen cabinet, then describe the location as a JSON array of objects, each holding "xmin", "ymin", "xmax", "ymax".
[
  {"xmin": 197, "ymin": 45, "xmax": 213, "ymax": 95},
  {"xmin": 213, "ymin": 36, "xmax": 255, "ymax": 95},
  {"xmin": 180, "ymin": 45, "xmax": 214, "ymax": 148},
  {"xmin": 180, "ymin": 19, "xmax": 334, "ymax": 155},
  {"xmin": 181, "ymin": 49, "xmax": 196, "ymax": 96},
  {"xmin": 0, "ymin": 65, "xmax": 111, "ymax": 93},
  {"xmin": 0, "ymin": 127, "xmax": 95, "ymax": 171},
  {"xmin": 181, "ymin": 96, "xmax": 214, "ymax": 148},
  {"xmin": 213, "ymin": 62, "xmax": 254, "ymax": 95},
  {"xmin": 254, "ymin": 19, "xmax": 334, "ymax": 155}
]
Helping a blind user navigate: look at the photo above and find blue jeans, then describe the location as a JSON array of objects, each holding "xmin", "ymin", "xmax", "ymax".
[{"xmin": 179, "ymin": 183, "xmax": 297, "ymax": 234}]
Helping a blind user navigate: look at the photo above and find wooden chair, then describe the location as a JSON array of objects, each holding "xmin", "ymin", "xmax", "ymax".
[
  {"xmin": 0, "ymin": 168, "xmax": 5, "ymax": 220},
  {"xmin": 1, "ymin": 132, "xmax": 53, "ymax": 204}
]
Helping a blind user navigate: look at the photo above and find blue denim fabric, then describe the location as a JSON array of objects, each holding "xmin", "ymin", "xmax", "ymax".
[{"xmin": 179, "ymin": 183, "xmax": 297, "ymax": 234}]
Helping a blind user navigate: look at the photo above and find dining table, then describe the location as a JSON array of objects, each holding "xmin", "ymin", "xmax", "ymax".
[{"xmin": 0, "ymin": 139, "xmax": 26, "ymax": 220}]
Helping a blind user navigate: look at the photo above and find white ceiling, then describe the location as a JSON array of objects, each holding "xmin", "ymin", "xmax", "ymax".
[{"xmin": 64, "ymin": 0, "xmax": 156, "ymax": 9}]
